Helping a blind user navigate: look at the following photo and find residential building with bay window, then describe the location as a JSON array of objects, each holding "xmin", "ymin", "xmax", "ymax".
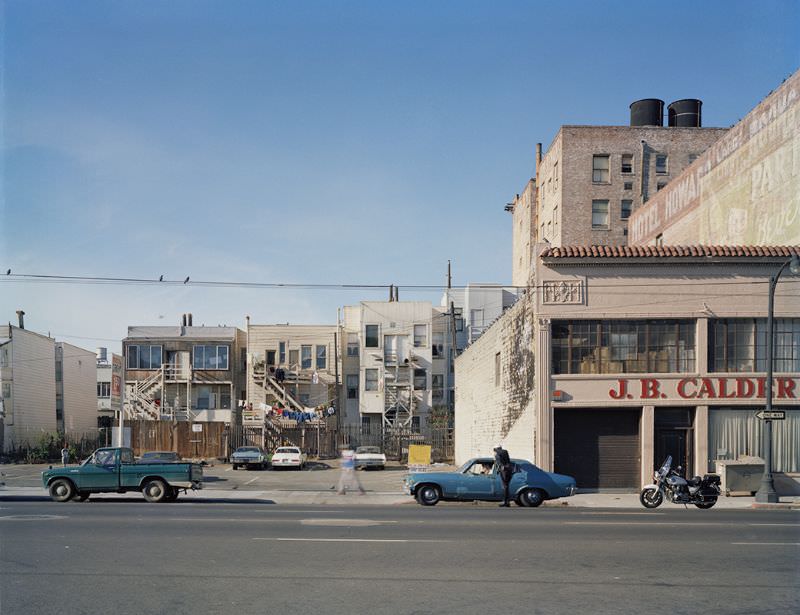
[
  {"xmin": 455, "ymin": 245, "xmax": 800, "ymax": 490},
  {"xmin": 122, "ymin": 317, "xmax": 246, "ymax": 423},
  {"xmin": 245, "ymin": 322, "xmax": 338, "ymax": 422}
]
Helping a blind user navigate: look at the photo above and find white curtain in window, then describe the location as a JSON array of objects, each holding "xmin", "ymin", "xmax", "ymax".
[{"xmin": 709, "ymin": 408, "xmax": 800, "ymax": 472}]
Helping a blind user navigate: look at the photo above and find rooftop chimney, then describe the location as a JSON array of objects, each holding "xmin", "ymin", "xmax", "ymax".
[
  {"xmin": 16, "ymin": 310, "xmax": 25, "ymax": 329},
  {"xmin": 188, "ymin": 313, "xmax": 193, "ymax": 326}
]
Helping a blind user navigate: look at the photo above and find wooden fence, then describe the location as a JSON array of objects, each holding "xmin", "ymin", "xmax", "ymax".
[{"xmin": 128, "ymin": 420, "xmax": 228, "ymax": 459}]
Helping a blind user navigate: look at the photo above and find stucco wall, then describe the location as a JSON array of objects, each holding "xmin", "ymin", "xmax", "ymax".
[{"xmin": 58, "ymin": 342, "xmax": 98, "ymax": 434}]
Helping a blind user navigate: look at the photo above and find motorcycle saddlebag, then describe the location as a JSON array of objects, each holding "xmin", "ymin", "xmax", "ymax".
[{"xmin": 702, "ymin": 474, "xmax": 721, "ymax": 486}]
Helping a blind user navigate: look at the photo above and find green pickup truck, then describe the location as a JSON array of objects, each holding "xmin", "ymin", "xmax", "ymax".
[{"xmin": 41, "ymin": 447, "xmax": 203, "ymax": 503}]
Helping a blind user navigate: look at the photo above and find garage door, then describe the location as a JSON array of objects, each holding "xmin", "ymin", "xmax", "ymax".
[{"xmin": 554, "ymin": 409, "xmax": 641, "ymax": 489}]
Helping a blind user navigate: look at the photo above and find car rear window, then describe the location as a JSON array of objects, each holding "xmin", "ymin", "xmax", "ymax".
[
  {"xmin": 236, "ymin": 448, "xmax": 259, "ymax": 453},
  {"xmin": 276, "ymin": 448, "xmax": 300, "ymax": 454}
]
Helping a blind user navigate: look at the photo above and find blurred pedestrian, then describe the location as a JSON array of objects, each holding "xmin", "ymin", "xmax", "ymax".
[
  {"xmin": 337, "ymin": 448, "xmax": 365, "ymax": 495},
  {"xmin": 494, "ymin": 444, "xmax": 513, "ymax": 507},
  {"xmin": 61, "ymin": 446, "xmax": 70, "ymax": 466}
]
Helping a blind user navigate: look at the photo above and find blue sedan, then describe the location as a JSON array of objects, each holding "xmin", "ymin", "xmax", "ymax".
[{"xmin": 404, "ymin": 457, "xmax": 577, "ymax": 507}]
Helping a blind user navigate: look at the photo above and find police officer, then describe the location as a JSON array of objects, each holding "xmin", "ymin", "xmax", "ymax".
[{"xmin": 494, "ymin": 444, "xmax": 513, "ymax": 507}]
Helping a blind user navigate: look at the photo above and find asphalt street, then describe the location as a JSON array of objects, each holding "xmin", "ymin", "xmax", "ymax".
[{"xmin": 1, "ymin": 501, "xmax": 797, "ymax": 615}]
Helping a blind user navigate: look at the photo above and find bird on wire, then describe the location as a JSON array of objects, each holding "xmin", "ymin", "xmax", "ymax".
[
  {"xmin": 159, "ymin": 275, "xmax": 163, "ymax": 282},
  {"xmin": 184, "ymin": 276, "xmax": 190, "ymax": 284}
]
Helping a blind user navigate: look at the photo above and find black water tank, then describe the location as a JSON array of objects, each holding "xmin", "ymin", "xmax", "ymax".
[
  {"xmin": 630, "ymin": 99, "xmax": 664, "ymax": 126},
  {"xmin": 668, "ymin": 99, "xmax": 702, "ymax": 127}
]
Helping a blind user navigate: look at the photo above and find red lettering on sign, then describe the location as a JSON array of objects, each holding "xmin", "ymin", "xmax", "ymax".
[
  {"xmin": 677, "ymin": 378, "xmax": 697, "ymax": 399},
  {"xmin": 777, "ymin": 378, "xmax": 796, "ymax": 399},
  {"xmin": 641, "ymin": 378, "xmax": 661, "ymax": 399},
  {"xmin": 736, "ymin": 377, "xmax": 754, "ymax": 398},
  {"xmin": 697, "ymin": 378, "xmax": 715, "ymax": 399},
  {"xmin": 717, "ymin": 378, "xmax": 736, "ymax": 399},
  {"xmin": 756, "ymin": 378, "xmax": 766, "ymax": 398},
  {"xmin": 609, "ymin": 379, "xmax": 629, "ymax": 399}
]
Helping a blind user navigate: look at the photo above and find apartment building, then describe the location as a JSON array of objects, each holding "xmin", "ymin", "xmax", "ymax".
[
  {"xmin": 1, "ymin": 316, "xmax": 97, "ymax": 452},
  {"xmin": 509, "ymin": 100, "xmax": 728, "ymax": 275},
  {"xmin": 341, "ymin": 301, "xmax": 449, "ymax": 432},
  {"xmin": 122, "ymin": 315, "xmax": 246, "ymax": 423},
  {"xmin": 245, "ymin": 321, "xmax": 338, "ymax": 418}
]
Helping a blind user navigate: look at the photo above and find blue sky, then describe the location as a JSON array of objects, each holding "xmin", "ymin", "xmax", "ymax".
[{"xmin": 1, "ymin": 0, "xmax": 798, "ymax": 352}]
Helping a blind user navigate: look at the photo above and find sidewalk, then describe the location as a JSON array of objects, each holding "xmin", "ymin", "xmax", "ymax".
[{"xmin": 2, "ymin": 485, "xmax": 797, "ymax": 508}]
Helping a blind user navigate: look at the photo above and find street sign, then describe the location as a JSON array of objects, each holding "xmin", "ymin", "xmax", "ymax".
[
  {"xmin": 191, "ymin": 423, "xmax": 203, "ymax": 432},
  {"xmin": 755, "ymin": 410, "xmax": 785, "ymax": 420}
]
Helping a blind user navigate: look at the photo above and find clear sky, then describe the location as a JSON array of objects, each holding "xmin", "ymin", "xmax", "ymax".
[{"xmin": 1, "ymin": 0, "xmax": 798, "ymax": 353}]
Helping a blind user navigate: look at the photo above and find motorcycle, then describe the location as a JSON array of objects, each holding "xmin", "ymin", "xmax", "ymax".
[{"xmin": 640, "ymin": 455, "xmax": 721, "ymax": 509}]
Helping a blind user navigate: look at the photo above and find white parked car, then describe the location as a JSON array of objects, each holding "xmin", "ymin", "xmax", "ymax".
[
  {"xmin": 354, "ymin": 446, "xmax": 386, "ymax": 470},
  {"xmin": 271, "ymin": 446, "xmax": 306, "ymax": 470}
]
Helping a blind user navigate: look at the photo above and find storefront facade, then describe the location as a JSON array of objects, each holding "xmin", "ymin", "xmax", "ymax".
[{"xmin": 534, "ymin": 246, "xmax": 799, "ymax": 489}]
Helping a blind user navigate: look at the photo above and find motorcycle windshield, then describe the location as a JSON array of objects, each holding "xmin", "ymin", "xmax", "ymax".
[{"xmin": 658, "ymin": 456, "xmax": 672, "ymax": 477}]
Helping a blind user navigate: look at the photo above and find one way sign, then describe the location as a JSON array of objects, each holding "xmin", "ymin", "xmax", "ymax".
[{"xmin": 755, "ymin": 410, "xmax": 786, "ymax": 420}]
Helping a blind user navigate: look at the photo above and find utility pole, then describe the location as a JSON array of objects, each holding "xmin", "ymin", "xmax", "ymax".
[{"xmin": 333, "ymin": 329, "xmax": 340, "ymax": 431}]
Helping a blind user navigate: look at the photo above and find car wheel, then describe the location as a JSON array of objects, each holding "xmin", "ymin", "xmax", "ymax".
[
  {"xmin": 416, "ymin": 484, "xmax": 441, "ymax": 506},
  {"xmin": 519, "ymin": 488, "xmax": 545, "ymax": 508},
  {"xmin": 49, "ymin": 479, "xmax": 75, "ymax": 503},
  {"xmin": 74, "ymin": 491, "xmax": 90, "ymax": 502},
  {"xmin": 639, "ymin": 488, "xmax": 663, "ymax": 509},
  {"xmin": 232, "ymin": 464, "xmax": 238, "ymax": 470},
  {"xmin": 142, "ymin": 479, "xmax": 169, "ymax": 503}
]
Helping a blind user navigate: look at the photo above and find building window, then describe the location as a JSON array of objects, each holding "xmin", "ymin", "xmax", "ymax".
[
  {"xmin": 362, "ymin": 416, "xmax": 372, "ymax": 434},
  {"xmin": 655, "ymin": 233, "xmax": 663, "ymax": 246},
  {"xmin": 316, "ymin": 345, "xmax": 327, "ymax": 369},
  {"xmin": 655, "ymin": 154, "xmax": 668, "ymax": 174},
  {"xmin": 657, "ymin": 181, "xmax": 667, "ymax": 191},
  {"xmin": 413, "ymin": 324, "xmax": 427, "ymax": 347},
  {"xmin": 411, "ymin": 416, "xmax": 421, "ymax": 433},
  {"xmin": 592, "ymin": 155, "xmax": 610, "ymax": 183},
  {"xmin": 279, "ymin": 342, "xmax": 286, "ymax": 364},
  {"xmin": 432, "ymin": 374, "xmax": 444, "ymax": 403},
  {"xmin": 301, "ymin": 345, "xmax": 312, "ymax": 370},
  {"xmin": 552, "ymin": 320, "xmax": 696, "ymax": 374},
  {"xmin": 193, "ymin": 345, "xmax": 229, "ymax": 370},
  {"xmin": 127, "ymin": 345, "xmax": 163, "ymax": 370},
  {"xmin": 710, "ymin": 409, "xmax": 800, "ymax": 472},
  {"xmin": 553, "ymin": 161, "xmax": 558, "ymax": 191},
  {"xmin": 413, "ymin": 368, "xmax": 427, "ymax": 390},
  {"xmin": 365, "ymin": 369, "xmax": 379, "ymax": 391},
  {"xmin": 289, "ymin": 349, "xmax": 299, "ymax": 369},
  {"xmin": 621, "ymin": 154, "xmax": 633, "ymax": 174},
  {"xmin": 365, "ymin": 325, "xmax": 379, "ymax": 348},
  {"xmin": 346, "ymin": 374, "xmax": 359, "ymax": 399},
  {"xmin": 688, "ymin": 153, "xmax": 699, "ymax": 164},
  {"xmin": 266, "ymin": 350, "xmax": 276, "ymax": 366},
  {"xmin": 709, "ymin": 318, "xmax": 800, "ymax": 372},
  {"xmin": 347, "ymin": 333, "xmax": 359, "ymax": 357},
  {"xmin": 591, "ymin": 200, "xmax": 610, "ymax": 229},
  {"xmin": 55, "ymin": 360, "xmax": 63, "ymax": 382},
  {"xmin": 299, "ymin": 393, "xmax": 310, "ymax": 406},
  {"xmin": 624, "ymin": 182, "xmax": 633, "ymax": 191},
  {"xmin": 621, "ymin": 199, "xmax": 633, "ymax": 220},
  {"xmin": 0, "ymin": 347, "xmax": 8, "ymax": 367},
  {"xmin": 432, "ymin": 332, "xmax": 444, "ymax": 358},
  {"xmin": 495, "ymin": 352, "xmax": 501, "ymax": 386},
  {"xmin": 97, "ymin": 382, "xmax": 111, "ymax": 398}
]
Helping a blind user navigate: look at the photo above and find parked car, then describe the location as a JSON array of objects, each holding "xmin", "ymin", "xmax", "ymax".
[
  {"xmin": 404, "ymin": 457, "xmax": 577, "ymax": 507},
  {"xmin": 354, "ymin": 446, "xmax": 386, "ymax": 470},
  {"xmin": 137, "ymin": 451, "xmax": 182, "ymax": 463},
  {"xmin": 42, "ymin": 447, "xmax": 202, "ymax": 503},
  {"xmin": 270, "ymin": 446, "xmax": 306, "ymax": 470},
  {"xmin": 231, "ymin": 446, "xmax": 268, "ymax": 470}
]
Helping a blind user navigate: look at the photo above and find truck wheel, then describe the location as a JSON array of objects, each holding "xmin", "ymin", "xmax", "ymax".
[
  {"xmin": 142, "ymin": 479, "xmax": 169, "ymax": 503},
  {"xmin": 49, "ymin": 479, "xmax": 75, "ymax": 502}
]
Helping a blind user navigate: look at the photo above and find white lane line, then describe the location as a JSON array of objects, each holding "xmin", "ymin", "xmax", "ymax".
[
  {"xmin": 748, "ymin": 523, "xmax": 800, "ymax": 527},
  {"xmin": 225, "ymin": 468, "xmax": 232, "ymax": 472},
  {"xmin": 580, "ymin": 512, "xmax": 665, "ymax": 516},
  {"xmin": 564, "ymin": 521, "xmax": 725, "ymax": 526},
  {"xmin": 245, "ymin": 477, "xmax": 259, "ymax": 485},
  {"xmin": 254, "ymin": 538, "xmax": 450, "ymax": 543},
  {"xmin": 731, "ymin": 542, "xmax": 800, "ymax": 546}
]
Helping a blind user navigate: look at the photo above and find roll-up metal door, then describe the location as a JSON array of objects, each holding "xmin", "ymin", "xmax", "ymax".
[{"xmin": 554, "ymin": 409, "xmax": 641, "ymax": 489}]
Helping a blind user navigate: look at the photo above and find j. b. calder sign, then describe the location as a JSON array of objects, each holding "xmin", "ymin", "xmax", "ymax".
[{"xmin": 608, "ymin": 376, "xmax": 797, "ymax": 401}]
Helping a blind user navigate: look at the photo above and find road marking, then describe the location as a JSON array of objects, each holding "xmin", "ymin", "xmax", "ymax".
[
  {"xmin": 0, "ymin": 515, "xmax": 67, "ymax": 521},
  {"xmin": 731, "ymin": 542, "xmax": 800, "ymax": 546},
  {"xmin": 564, "ymin": 521, "xmax": 727, "ymax": 526},
  {"xmin": 580, "ymin": 512, "xmax": 665, "ymax": 516},
  {"xmin": 748, "ymin": 523, "xmax": 800, "ymax": 527},
  {"xmin": 254, "ymin": 538, "xmax": 450, "ymax": 543},
  {"xmin": 245, "ymin": 477, "xmax": 259, "ymax": 485},
  {"xmin": 225, "ymin": 468, "xmax": 232, "ymax": 472},
  {"xmin": 300, "ymin": 518, "xmax": 398, "ymax": 527}
]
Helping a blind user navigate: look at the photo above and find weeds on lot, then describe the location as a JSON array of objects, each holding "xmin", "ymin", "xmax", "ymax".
[{"xmin": 3, "ymin": 431, "xmax": 102, "ymax": 463}]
